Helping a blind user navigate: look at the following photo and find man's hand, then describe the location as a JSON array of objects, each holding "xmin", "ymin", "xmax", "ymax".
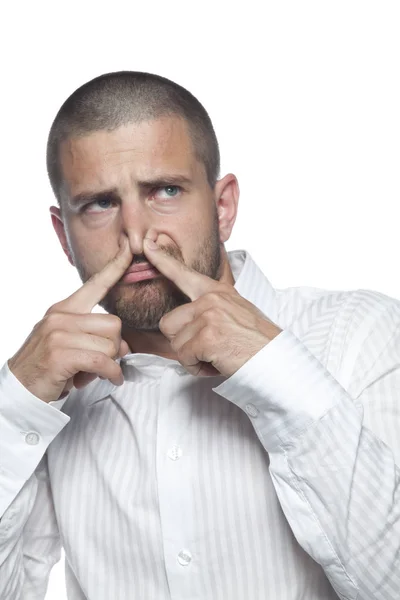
[
  {"xmin": 144, "ymin": 238, "xmax": 282, "ymax": 377},
  {"xmin": 8, "ymin": 237, "xmax": 133, "ymax": 404}
]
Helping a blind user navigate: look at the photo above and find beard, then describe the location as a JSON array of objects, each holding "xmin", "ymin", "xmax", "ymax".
[{"xmin": 73, "ymin": 211, "xmax": 222, "ymax": 332}]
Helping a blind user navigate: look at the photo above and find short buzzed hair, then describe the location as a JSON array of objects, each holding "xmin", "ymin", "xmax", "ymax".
[{"xmin": 46, "ymin": 71, "xmax": 220, "ymax": 205}]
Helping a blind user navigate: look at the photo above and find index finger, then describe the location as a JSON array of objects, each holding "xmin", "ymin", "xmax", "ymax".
[
  {"xmin": 143, "ymin": 238, "xmax": 217, "ymax": 301},
  {"xmin": 58, "ymin": 237, "xmax": 132, "ymax": 314}
]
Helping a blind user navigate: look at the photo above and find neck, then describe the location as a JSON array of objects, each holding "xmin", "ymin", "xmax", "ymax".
[{"xmin": 121, "ymin": 248, "xmax": 235, "ymax": 360}]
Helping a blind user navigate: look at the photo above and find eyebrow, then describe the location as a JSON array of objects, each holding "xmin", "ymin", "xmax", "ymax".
[{"xmin": 69, "ymin": 175, "xmax": 193, "ymax": 207}]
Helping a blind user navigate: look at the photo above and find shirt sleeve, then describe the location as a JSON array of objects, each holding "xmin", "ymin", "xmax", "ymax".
[
  {"xmin": 213, "ymin": 301, "xmax": 400, "ymax": 600},
  {"xmin": 0, "ymin": 360, "xmax": 70, "ymax": 517},
  {"xmin": 0, "ymin": 457, "xmax": 62, "ymax": 599},
  {"xmin": 0, "ymin": 361, "xmax": 70, "ymax": 598}
]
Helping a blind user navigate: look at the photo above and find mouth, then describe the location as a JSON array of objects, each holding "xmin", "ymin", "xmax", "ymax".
[{"xmin": 120, "ymin": 262, "xmax": 160, "ymax": 284}]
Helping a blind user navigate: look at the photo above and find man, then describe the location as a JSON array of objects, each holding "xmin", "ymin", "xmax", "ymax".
[{"xmin": 0, "ymin": 71, "xmax": 399, "ymax": 600}]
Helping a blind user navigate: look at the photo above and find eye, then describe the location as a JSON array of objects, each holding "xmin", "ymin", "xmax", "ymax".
[
  {"xmin": 83, "ymin": 197, "xmax": 114, "ymax": 213},
  {"xmin": 153, "ymin": 185, "xmax": 181, "ymax": 200}
]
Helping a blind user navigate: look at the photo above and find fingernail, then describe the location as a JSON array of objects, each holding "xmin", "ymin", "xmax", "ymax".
[{"xmin": 145, "ymin": 238, "xmax": 158, "ymax": 250}]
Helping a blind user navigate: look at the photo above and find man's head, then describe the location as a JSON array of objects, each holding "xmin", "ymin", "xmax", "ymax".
[{"xmin": 48, "ymin": 71, "xmax": 239, "ymax": 333}]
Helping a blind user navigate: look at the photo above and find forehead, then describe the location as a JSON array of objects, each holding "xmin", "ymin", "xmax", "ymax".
[{"xmin": 59, "ymin": 116, "xmax": 201, "ymax": 196}]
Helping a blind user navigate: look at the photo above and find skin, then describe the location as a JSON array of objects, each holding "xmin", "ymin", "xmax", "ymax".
[
  {"xmin": 8, "ymin": 114, "xmax": 280, "ymax": 402},
  {"xmin": 7, "ymin": 239, "xmax": 134, "ymax": 402},
  {"xmin": 51, "ymin": 116, "xmax": 239, "ymax": 360},
  {"xmin": 50, "ymin": 115, "xmax": 282, "ymax": 375}
]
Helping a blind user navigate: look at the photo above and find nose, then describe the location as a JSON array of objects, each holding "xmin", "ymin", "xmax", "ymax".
[{"xmin": 120, "ymin": 200, "xmax": 153, "ymax": 256}]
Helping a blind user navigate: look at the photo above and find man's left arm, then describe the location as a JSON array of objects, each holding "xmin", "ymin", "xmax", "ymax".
[
  {"xmin": 213, "ymin": 298, "xmax": 400, "ymax": 600},
  {"xmin": 143, "ymin": 240, "xmax": 400, "ymax": 600}
]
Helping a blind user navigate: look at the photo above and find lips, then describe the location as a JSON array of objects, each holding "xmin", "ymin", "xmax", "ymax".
[
  {"xmin": 126, "ymin": 262, "xmax": 156, "ymax": 274},
  {"xmin": 120, "ymin": 262, "xmax": 160, "ymax": 283}
]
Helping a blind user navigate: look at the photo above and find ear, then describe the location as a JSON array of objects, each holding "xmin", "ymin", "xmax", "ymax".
[
  {"xmin": 49, "ymin": 206, "xmax": 75, "ymax": 266},
  {"xmin": 214, "ymin": 173, "xmax": 239, "ymax": 243}
]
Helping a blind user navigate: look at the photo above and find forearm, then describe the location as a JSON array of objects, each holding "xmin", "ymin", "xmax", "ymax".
[
  {"xmin": 0, "ymin": 360, "xmax": 70, "ymax": 516},
  {"xmin": 0, "ymin": 360, "xmax": 69, "ymax": 598},
  {"xmin": 268, "ymin": 395, "xmax": 400, "ymax": 600},
  {"xmin": 214, "ymin": 331, "xmax": 400, "ymax": 600},
  {"xmin": 0, "ymin": 476, "xmax": 38, "ymax": 599}
]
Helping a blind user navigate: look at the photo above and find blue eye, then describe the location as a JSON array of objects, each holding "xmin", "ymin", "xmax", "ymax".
[
  {"xmin": 83, "ymin": 197, "xmax": 113, "ymax": 213},
  {"xmin": 154, "ymin": 186, "xmax": 181, "ymax": 200},
  {"xmin": 96, "ymin": 198, "xmax": 112, "ymax": 208},
  {"xmin": 164, "ymin": 186, "xmax": 179, "ymax": 196}
]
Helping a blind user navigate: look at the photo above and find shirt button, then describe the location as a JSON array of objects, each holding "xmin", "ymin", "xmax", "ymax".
[
  {"xmin": 25, "ymin": 432, "xmax": 40, "ymax": 445},
  {"xmin": 176, "ymin": 366, "xmax": 187, "ymax": 376},
  {"xmin": 168, "ymin": 445, "xmax": 183, "ymax": 461},
  {"xmin": 177, "ymin": 549, "xmax": 192, "ymax": 566},
  {"xmin": 245, "ymin": 403, "xmax": 259, "ymax": 418}
]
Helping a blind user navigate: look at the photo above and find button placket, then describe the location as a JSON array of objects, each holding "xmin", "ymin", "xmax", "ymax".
[
  {"xmin": 177, "ymin": 549, "xmax": 192, "ymax": 566},
  {"xmin": 156, "ymin": 366, "xmax": 195, "ymax": 586},
  {"xmin": 168, "ymin": 445, "xmax": 183, "ymax": 461}
]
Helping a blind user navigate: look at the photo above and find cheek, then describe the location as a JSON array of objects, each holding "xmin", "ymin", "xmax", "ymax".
[
  {"xmin": 79, "ymin": 210, "xmax": 119, "ymax": 230},
  {"xmin": 68, "ymin": 230, "xmax": 116, "ymax": 274},
  {"xmin": 155, "ymin": 232, "xmax": 183, "ymax": 253},
  {"xmin": 68, "ymin": 215, "xmax": 116, "ymax": 250},
  {"xmin": 155, "ymin": 218, "xmax": 211, "ymax": 265},
  {"xmin": 183, "ymin": 209, "xmax": 217, "ymax": 245},
  {"xmin": 147, "ymin": 198, "xmax": 181, "ymax": 216}
]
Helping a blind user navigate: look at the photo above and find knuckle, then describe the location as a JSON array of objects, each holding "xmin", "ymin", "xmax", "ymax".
[
  {"xmin": 200, "ymin": 326, "xmax": 214, "ymax": 345},
  {"xmin": 48, "ymin": 347, "xmax": 64, "ymax": 368},
  {"xmin": 206, "ymin": 291, "xmax": 223, "ymax": 305},
  {"xmin": 106, "ymin": 338, "xmax": 118, "ymax": 357},
  {"xmin": 46, "ymin": 328, "xmax": 65, "ymax": 348},
  {"xmin": 109, "ymin": 315, "xmax": 122, "ymax": 331},
  {"xmin": 202, "ymin": 307, "xmax": 217, "ymax": 321},
  {"xmin": 45, "ymin": 300, "xmax": 69, "ymax": 317},
  {"xmin": 43, "ymin": 311, "xmax": 63, "ymax": 329},
  {"xmin": 202, "ymin": 307, "xmax": 224, "ymax": 326},
  {"xmin": 44, "ymin": 304, "xmax": 58, "ymax": 317}
]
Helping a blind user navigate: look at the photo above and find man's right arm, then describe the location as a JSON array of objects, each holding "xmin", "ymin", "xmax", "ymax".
[
  {"xmin": 0, "ymin": 361, "xmax": 70, "ymax": 517},
  {"xmin": 0, "ymin": 237, "xmax": 136, "ymax": 597},
  {"xmin": 0, "ymin": 361, "xmax": 70, "ymax": 599}
]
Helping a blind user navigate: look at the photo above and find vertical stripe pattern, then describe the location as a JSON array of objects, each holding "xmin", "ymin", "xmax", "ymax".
[{"xmin": 0, "ymin": 249, "xmax": 399, "ymax": 599}]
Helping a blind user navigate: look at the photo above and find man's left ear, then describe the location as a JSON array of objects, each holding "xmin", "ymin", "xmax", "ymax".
[{"xmin": 214, "ymin": 173, "xmax": 240, "ymax": 243}]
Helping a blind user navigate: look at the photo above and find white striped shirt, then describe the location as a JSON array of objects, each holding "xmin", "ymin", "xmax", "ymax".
[{"xmin": 1, "ymin": 249, "xmax": 400, "ymax": 599}]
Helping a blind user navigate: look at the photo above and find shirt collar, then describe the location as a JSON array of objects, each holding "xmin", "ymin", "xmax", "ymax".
[
  {"xmin": 65, "ymin": 249, "xmax": 278, "ymax": 408},
  {"xmin": 229, "ymin": 249, "xmax": 278, "ymax": 322}
]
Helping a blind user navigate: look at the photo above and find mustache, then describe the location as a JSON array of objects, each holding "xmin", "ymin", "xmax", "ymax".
[{"xmin": 131, "ymin": 245, "xmax": 183, "ymax": 266}]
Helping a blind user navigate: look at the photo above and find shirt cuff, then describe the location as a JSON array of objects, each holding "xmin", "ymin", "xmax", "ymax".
[
  {"xmin": 0, "ymin": 361, "xmax": 70, "ymax": 486},
  {"xmin": 212, "ymin": 330, "xmax": 349, "ymax": 451}
]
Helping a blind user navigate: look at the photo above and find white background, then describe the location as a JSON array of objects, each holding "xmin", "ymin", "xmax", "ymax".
[{"xmin": 0, "ymin": 1, "xmax": 399, "ymax": 598}]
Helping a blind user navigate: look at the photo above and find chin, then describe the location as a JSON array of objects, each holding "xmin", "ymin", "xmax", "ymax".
[{"xmin": 101, "ymin": 279, "xmax": 188, "ymax": 331}]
